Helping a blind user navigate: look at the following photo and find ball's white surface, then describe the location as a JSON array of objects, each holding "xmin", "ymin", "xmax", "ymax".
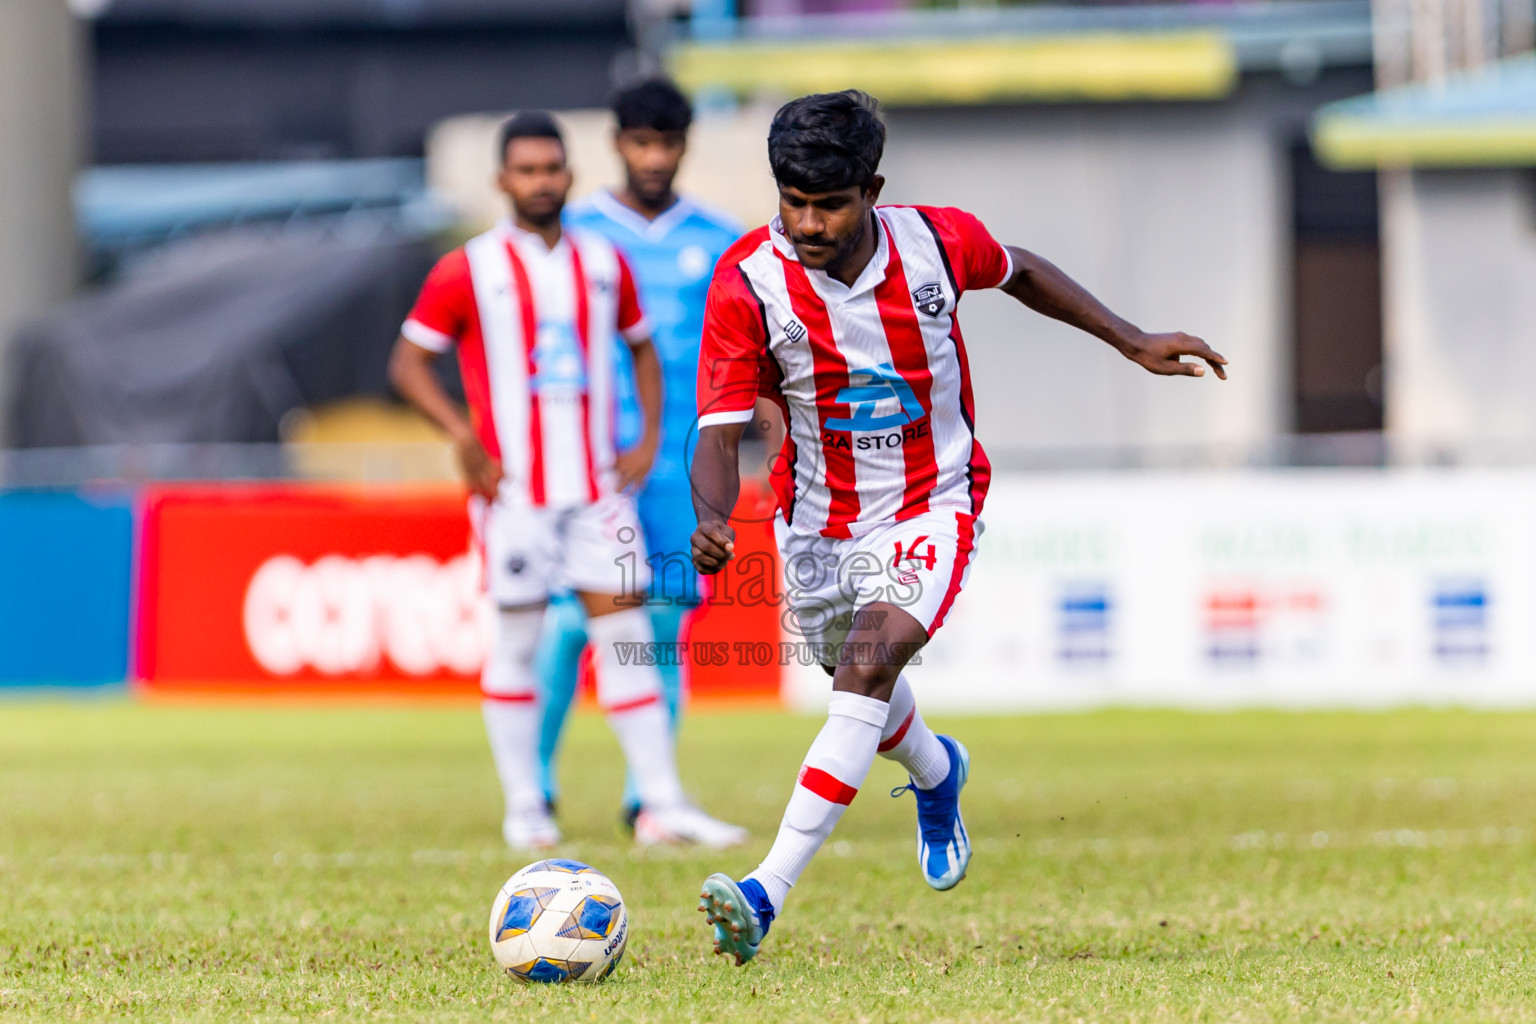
[{"xmin": 488, "ymin": 859, "xmax": 628, "ymax": 984}]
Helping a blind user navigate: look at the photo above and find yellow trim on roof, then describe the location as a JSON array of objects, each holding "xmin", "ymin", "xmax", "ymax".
[
  {"xmin": 1314, "ymin": 116, "xmax": 1536, "ymax": 169},
  {"xmin": 670, "ymin": 32, "xmax": 1237, "ymax": 105}
]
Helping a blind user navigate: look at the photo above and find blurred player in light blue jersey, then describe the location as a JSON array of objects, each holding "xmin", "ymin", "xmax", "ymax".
[{"xmin": 539, "ymin": 78, "xmax": 742, "ymax": 829}]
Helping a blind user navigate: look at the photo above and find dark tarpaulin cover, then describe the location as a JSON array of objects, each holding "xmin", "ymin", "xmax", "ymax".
[{"xmin": 8, "ymin": 228, "xmax": 436, "ymax": 447}]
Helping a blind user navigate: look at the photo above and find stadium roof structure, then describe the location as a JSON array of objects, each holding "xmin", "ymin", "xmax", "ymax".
[
  {"xmin": 670, "ymin": 0, "xmax": 1373, "ymax": 105},
  {"xmin": 1312, "ymin": 54, "xmax": 1536, "ymax": 168},
  {"xmin": 86, "ymin": 0, "xmax": 623, "ymax": 28},
  {"xmin": 77, "ymin": 159, "xmax": 452, "ymax": 254}
]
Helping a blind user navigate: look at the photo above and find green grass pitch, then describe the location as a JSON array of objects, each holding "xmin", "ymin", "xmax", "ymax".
[{"xmin": 4, "ymin": 701, "xmax": 1536, "ymax": 1022}]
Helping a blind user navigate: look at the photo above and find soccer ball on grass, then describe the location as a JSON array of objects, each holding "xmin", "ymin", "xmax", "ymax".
[{"xmin": 488, "ymin": 859, "xmax": 628, "ymax": 983}]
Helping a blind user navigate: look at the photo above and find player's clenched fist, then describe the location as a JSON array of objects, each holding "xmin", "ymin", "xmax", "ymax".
[
  {"xmin": 454, "ymin": 435, "xmax": 504, "ymax": 501},
  {"xmin": 691, "ymin": 520, "xmax": 736, "ymax": 575}
]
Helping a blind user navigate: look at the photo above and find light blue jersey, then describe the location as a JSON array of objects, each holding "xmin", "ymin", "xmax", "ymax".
[
  {"xmin": 565, "ymin": 191, "xmax": 742, "ymax": 564},
  {"xmin": 539, "ymin": 191, "xmax": 741, "ymax": 814}
]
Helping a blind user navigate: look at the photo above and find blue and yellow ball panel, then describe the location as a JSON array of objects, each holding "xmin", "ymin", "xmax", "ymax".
[
  {"xmin": 555, "ymin": 895, "xmax": 622, "ymax": 940},
  {"xmin": 521, "ymin": 886, "xmax": 563, "ymax": 909},
  {"xmin": 507, "ymin": 958, "xmax": 593, "ymax": 983},
  {"xmin": 496, "ymin": 895, "xmax": 540, "ymax": 940},
  {"xmin": 495, "ymin": 886, "xmax": 561, "ymax": 941},
  {"xmin": 523, "ymin": 858, "xmax": 602, "ymax": 875}
]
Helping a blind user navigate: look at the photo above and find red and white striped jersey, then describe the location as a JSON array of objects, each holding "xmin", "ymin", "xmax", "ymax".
[
  {"xmin": 697, "ymin": 205, "xmax": 1013, "ymax": 537},
  {"xmin": 403, "ymin": 220, "xmax": 649, "ymax": 508}
]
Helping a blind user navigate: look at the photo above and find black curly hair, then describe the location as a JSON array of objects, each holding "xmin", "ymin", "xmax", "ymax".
[
  {"xmin": 497, "ymin": 110, "xmax": 563, "ymax": 165},
  {"xmin": 767, "ymin": 90, "xmax": 886, "ymax": 194},
  {"xmin": 613, "ymin": 78, "xmax": 693, "ymax": 134}
]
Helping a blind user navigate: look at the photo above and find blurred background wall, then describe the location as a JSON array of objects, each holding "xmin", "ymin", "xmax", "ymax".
[
  {"xmin": 0, "ymin": 0, "xmax": 82, "ymax": 445},
  {"xmin": 90, "ymin": 0, "xmax": 632, "ymax": 164},
  {"xmin": 1382, "ymin": 164, "xmax": 1536, "ymax": 449},
  {"xmin": 423, "ymin": 63, "xmax": 1392, "ymax": 464},
  {"xmin": 878, "ymin": 100, "xmax": 1295, "ymax": 456}
]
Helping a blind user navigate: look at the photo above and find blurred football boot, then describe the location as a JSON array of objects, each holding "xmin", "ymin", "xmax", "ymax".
[
  {"xmin": 502, "ymin": 804, "xmax": 561, "ymax": 851},
  {"xmin": 634, "ymin": 804, "xmax": 748, "ymax": 849}
]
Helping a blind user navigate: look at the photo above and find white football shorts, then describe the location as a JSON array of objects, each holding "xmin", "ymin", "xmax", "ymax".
[
  {"xmin": 775, "ymin": 507, "xmax": 982, "ymax": 653},
  {"xmin": 473, "ymin": 491, "xmax": 651, "ymax": 607}
]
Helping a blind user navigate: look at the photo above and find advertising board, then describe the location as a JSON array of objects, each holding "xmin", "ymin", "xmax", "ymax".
[
  {"xmin": 137, "ymin": 485, "xmax": 479, "ymax": 695},
  {"xmin": 0, "ymin": 490, "xmax": 134, "ymax": 686},
  {"xmin": 785, "ymin": 470, "xmax": 1536, "ymax": 712},
  {"xmin": 136, "ymin": 483, "xmax": 783, "ymax": 700}
]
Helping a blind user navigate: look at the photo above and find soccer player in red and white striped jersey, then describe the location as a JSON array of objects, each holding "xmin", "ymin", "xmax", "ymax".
[
  {"xmin": 389, "ymin": 111, "xmax": 745, "ymax": 852},
  {"xmin": 691, "ymin": 91, "xmax": 1227, "ymax": 964}
]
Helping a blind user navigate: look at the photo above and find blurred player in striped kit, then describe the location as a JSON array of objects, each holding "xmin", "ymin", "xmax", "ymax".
[
  {"xmin": 538, "ymin": 80, "xmax": 743, "ymax": 834},
  {"xmin": 389, "ymin": 111, "xmax": 744, "ymax": 851}
]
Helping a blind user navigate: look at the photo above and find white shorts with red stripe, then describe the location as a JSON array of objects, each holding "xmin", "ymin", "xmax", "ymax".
[
  {"xmin": 775, "ymin": 507, "xmax": 982, "ymax": 651},
  {"xmin": 475, "ymin": 491, "xmax": 651, "ymax": 607}
]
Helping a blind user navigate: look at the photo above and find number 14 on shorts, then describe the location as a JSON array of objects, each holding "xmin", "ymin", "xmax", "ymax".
[{"xmin": 893, "ymin": 535, "xmax": 937, "ymax": 585}]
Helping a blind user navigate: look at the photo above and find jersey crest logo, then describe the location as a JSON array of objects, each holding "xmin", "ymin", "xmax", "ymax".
[
  {"xmin": 782, "ymin": 319, "xmax": 807, "ymax": 344},
  {"xmin": 825, "ymin": 361, "xmax": 924, "ymax": 432},
  {"xmin": 912, "ymin": 282, "xmax": 945, "ymax": 318}
]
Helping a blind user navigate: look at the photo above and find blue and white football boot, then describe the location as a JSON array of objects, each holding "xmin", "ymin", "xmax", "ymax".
[
  {"xmin": 698, "ymin": 872, "xmax": 775, "ymax": 966},
  {"xmin": 892, "ymin": 734, "xmax": 971, "ymax": 890}
]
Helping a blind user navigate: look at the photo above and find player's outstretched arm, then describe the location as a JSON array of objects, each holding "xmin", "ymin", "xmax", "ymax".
[
  {"xmin": 689, "ymin": 422, "xmax": 746, "ymax": 575},
  {"xmin": 387, "ymin": 336, "xmax": 503, "ymax": 499},
  {"xmin": 1000, "ymin": 245, "xmax": 1228, "ymax": 380}
]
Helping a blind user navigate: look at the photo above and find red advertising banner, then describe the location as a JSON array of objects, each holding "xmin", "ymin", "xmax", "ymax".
[
  {"xmin": 135, "ymin": 483, "xmax": 782, "ymax": 701},
  {"xmin": 683, "ymin": 483, "xmax": 784, "ymax": 703},
  {"xmin": 137, "ymin": 484, "xmax": 477, "ymax": 696}
]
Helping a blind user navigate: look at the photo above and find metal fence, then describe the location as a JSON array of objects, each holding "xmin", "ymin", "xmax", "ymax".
[{"xmin": 6, "ymin": 435, "xmax": 1535, "ymax": 490}]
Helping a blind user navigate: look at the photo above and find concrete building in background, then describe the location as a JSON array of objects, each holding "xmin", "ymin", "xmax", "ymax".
[
  {"xmin": 664, "ymin": 1, "xmax": 1395, "ymax": 463},
  {"xmin": 425, "ymin": 107, "xmax": 781, "ymax": 239},
  {"xmin": 429, "ymin": 3, "xmax": 1389, "ymax": 464},
  {"xmin": 0, "ymin": 1, "xmax": 82, "ymax": 441},
  {"xmin": 433, "ymin": 71, "xmax": 1383, "ymax": 464},
  {"xmin": 1381, "ymin": 166, "xmax": 1536, "ymax": 452},
  {"xmin": 879, "ymin": 94, "xmax": 1301, "ymax": 461},
  {"xmin": 1316, "ymin": 57, "xmax": 1536, "ymax": 456}
]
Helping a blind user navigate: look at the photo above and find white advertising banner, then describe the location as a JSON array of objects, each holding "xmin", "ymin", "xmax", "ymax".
[{"xmin": 785, "ymin": 469, "xmax": 1536, "ymax": 712}]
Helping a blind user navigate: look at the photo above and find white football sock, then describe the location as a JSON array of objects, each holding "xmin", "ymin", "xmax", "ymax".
[
  {"xmin": 878, "ymin": 673, "xmax": 951, "ymax": 790},
  {"xmin": 483, "ymin": 700, "xmax": 543, "ymax": 819},
  {"xmin": 588, "ymin": 607, "xmax": 687, "ymax": 812},
  {"xmin": 748, "ymin": 690, "xmax": 887, "ymax": 914},
  {"xmin": 481, "ymin": 606, "xmax": 546, "ymax": 820}
]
